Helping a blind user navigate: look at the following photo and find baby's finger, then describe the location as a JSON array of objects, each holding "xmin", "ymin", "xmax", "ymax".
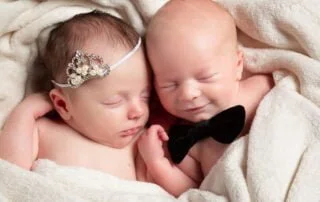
[
  {"xmin": 159, "ymin": 131, "xmax": 169, "ymax": 141},
  {"xmin": 147, "ymin": 125, "xmax": 159, "ymax": 135}
]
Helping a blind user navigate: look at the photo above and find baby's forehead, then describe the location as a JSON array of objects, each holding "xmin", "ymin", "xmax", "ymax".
[
  {"xmin": 70, "ymin": 69, "xmax": 150, "ymax": 96},
  {"xmin": 81, "ymin": 38, "xmax": 127, "ymax": 63},
  {"xmin": 147, "ymin": 0, "xmax": 236, "ymax": 42}
]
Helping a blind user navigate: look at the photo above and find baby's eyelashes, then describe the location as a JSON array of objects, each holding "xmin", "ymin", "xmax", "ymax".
[
  {"xmin": 197, "ymin": 73, "xmax": 219, "ymax": 82},
  {"xmin": 103, "ymin": 96, "xmax": 123, "ymax": 106},
  {"xmin": 158, "ymin": 82, "xmax": 178, "ymax": 90},
  {"xmin": 103, "ymin": 90, "xmax": 150, "ymax": 106}
]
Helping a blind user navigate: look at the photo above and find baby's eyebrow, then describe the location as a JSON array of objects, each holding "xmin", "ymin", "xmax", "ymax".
[
  {"xmin": 155, "ymin": 79, "xmax": 176, "ymax": 85},
  {"xmin": 154, "ymin": 75, "xmax": 173, "ymax": 83},
  {"xmin": 197, "ymin": 66, "xmax": 219, "ymax": 76}
]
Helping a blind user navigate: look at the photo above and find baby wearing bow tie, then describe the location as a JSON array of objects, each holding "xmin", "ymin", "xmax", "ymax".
[{"xmin": 138, "ymin": 0, "xmax": 273, "ymax": 197}]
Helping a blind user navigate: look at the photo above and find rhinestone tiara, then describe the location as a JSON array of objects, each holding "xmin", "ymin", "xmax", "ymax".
[{"xmin": 51, "ymin": 37, "xmax": 141, "ymax": 88}]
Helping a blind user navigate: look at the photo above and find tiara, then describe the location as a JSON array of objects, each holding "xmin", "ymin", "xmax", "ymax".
[{"xmin": 51, "ymin": 37, "xmax": 142, "ymax": 88}]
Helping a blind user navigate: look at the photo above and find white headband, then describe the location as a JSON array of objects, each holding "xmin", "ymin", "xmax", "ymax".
[{"xmin": 52, "ymin": 37, "xmax": 142, "ymax": 88}]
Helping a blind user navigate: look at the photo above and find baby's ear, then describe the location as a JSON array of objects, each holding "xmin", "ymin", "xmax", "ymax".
[
  {"xmin": 49, "ymin": 88, "xmax": 71, "ymax": 120},
  {"xmin": 236, "ymin": 50, "xmax": 244, "ymax": 80}
]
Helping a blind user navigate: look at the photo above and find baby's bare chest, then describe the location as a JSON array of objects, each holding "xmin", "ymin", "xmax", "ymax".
[
  {"xmin": 37, "ymin": 122, "xmax": 137, "ymax": 180},
  {"xmin": 189, "ymin": 138, "xmax": 228, "ymax": 176}
]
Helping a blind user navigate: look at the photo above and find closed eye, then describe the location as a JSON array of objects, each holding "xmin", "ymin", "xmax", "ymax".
[
  {"xmin": 158, "ymin": 83, "xmax": 177, "ymax": 90},
  {"xmin": 198, "ymin": 73, "xmax": 219, "ymax": 82},
  {"xmin": 103, "ymin": 96, "xmax": 123, "ymax": 106}
]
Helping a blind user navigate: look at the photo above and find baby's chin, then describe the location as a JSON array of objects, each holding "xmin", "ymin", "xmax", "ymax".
[
  {"xmin": 97, "ymin": 134, "xmax": 140, "ymax": 149},
  {"xmin": 184, "ymin": 106, "xmax": 234, "ymax": 123},
  {"xmin": 180, "ymin": 112, "xmax": 213, "ymax": 123}
]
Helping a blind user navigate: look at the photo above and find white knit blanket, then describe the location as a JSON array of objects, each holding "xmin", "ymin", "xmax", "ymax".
[{"xmin": 0, "ymin": 0, "xmax": 320, "ymax": 201}]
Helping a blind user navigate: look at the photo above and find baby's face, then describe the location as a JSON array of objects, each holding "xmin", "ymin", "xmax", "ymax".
[
  {"xmin": 148, "ymin": 32, "xmax": 242, "ymax": 123},
  {"xmin": 64, "ymin": 46, "xmax": 150, "ymax": 148}
]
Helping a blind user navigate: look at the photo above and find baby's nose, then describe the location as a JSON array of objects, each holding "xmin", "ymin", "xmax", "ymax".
[
  {"xmin": 128, "ymin": 100, "xmax": 145, "ymax": 120},
  {"xmin": 178, "ymin": 82, "xmax": 201, "ymax": 101}
]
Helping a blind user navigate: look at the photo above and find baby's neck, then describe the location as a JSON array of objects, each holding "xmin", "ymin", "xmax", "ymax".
[{"xmin": 236, "ymin": 75, "xmax": 274, "ymax": 134}]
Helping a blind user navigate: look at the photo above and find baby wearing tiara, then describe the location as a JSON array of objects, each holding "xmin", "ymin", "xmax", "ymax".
[{"xmin": 0, "ymin": 11, "xmax": 153, "ymax": 182}]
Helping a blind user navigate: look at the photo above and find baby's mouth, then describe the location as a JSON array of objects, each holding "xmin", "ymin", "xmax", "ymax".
[
  {"xmin": 121, "ymin": 126, "xmax": 142, "ymax": 137},
  {"xmin": 184, "ymin": 104, "xmax": 207, "ymax": 113}
]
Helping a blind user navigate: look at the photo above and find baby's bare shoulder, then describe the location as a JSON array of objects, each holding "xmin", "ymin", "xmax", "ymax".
[
  {"xmin": 36, "ymin": 117, "xmax": 69, "ymax": 134},
  {"xmin": 36, "ymin": 117, "xmax": 81, "ymax": 143},
  {"xmin": 248, "ymin": 74, "xmax": 274, "ymax": 91},
  {"xmin": 242, "ymin": 74, "xmax": 274, "ymax": 101}
]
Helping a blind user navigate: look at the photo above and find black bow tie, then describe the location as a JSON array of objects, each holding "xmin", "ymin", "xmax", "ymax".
[{"xmin": 167, "ymin": 105, "xmax": 245, "ymax": 164}]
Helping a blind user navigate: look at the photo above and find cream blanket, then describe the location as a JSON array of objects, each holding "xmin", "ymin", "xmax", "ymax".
[{"xmin": 0, "ymin": 0, "xmax": 320, "ymax": 201}]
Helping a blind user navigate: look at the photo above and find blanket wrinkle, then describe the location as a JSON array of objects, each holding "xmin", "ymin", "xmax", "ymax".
[
  {"xmin": 286, "ymin": 142, "xmax": 320, "ymax": 201},
  {"xmin": 1, "ymin": 0, "xmax": 320, "ymax": 201},
  {"xmin": 242, "ymin": 47, "xmax": 320, "ymax": 106},
  {"xmin": 221, "ymin": 0, "xmax": 320, "ymax": 60}
]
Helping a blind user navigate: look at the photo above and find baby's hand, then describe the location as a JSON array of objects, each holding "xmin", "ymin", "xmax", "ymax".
[
  {"xmin": 138, "ymin": 125, "xmax": 168, "ymax": 164},
  {"xmin": 19, "ymin": 93, "xmax": 53, "ymax": 118}
]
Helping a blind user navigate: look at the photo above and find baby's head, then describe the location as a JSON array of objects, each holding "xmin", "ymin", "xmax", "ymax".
[
  {"xmin": 44, "ymin": 11, "xmax": 150, "ymax": 148},
  {"xmin": 146, "ymin": 0, "xmax": 243, "ymax": 123}
]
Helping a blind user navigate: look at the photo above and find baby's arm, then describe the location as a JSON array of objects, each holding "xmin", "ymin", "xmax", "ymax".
[
  {"xmin": 0, "ymin": 93, "xmax": 53, "ymax": 169},
  {"xmin": 138, "ymin": 125, "xmax": 199, "ymax": 197}
]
